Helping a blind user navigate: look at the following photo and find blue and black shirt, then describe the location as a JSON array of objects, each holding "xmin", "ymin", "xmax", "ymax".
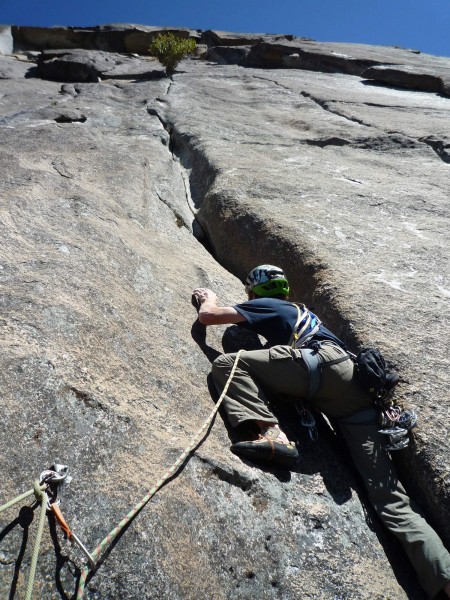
[{"xmin": 233, "ymin": 297, "xmax": 345, "ymax": 349}]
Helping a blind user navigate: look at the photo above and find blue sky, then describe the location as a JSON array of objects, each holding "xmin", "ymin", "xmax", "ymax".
[{"xmin": 2, "ymin": 0, "xmax": 449, "ymax": 58}]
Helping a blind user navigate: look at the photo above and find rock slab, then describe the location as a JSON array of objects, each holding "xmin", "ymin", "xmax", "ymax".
[{"xmin": 1, "ymin": 25, "xmax": 450, "ymax": 599}]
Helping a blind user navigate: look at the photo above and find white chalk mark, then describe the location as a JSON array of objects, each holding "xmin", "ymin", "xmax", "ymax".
[
  {"xmin": 404, "ymin": 222, "xmax": 427, "ymax": 239},
  {"xmin": 437, "ymin": 285, "xmax": 450, "ymax": 298}
]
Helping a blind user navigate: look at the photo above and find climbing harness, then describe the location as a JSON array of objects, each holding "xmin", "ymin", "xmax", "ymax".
[
  {"xmin": 290, "ymin": 327, "xmax": 416, "ymax": 452},
  {"xmin": 293, "ymin": 338, "xmax": 350, "ymax": 441},
  {"xmin": 292, "ymin": 341, "xmax": 321, "ymax": 442},
  {"xmin": 298, "ymin": 346, "xmax": 322, "ymax": 400}
]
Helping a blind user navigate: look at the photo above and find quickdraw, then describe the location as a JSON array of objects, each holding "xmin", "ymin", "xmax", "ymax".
[{"xmin": 296, "ymin": 403, "xmax": 319, "ymax": 441}]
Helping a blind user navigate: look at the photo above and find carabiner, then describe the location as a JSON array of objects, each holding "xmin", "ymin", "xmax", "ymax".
[{"xmin": 39, "ymin": 464, "xmax": 71, "ymax": 510}]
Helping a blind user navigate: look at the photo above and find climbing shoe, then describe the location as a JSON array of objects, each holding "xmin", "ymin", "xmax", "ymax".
[{"xmin": 231, "ymin": 427, "xmax": 299, "ymax": 467}]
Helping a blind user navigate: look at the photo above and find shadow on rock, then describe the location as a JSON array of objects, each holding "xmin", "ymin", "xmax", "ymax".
[
  {"xmin": 0, "ymin": 505, "xmax": 34, "ymax": 600},
  {"xmin": 190, "ymin": 319, "xmax": 221, "ymax": 363},
  {"xmin": 24, "ymin": 66, "xmax": 39, "ymax": 79},
  {"xmin": 0, "ymin": 504, "xmax": 82, "ymax": 600},
  {"xmin": 221, "ymin": 325, "xmax": 265, "ymax": 353}
]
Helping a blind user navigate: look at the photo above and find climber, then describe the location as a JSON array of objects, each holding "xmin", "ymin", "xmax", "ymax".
[{"xmin": 192, "ymin": 265, "xmax": 450, "ymax": 600}]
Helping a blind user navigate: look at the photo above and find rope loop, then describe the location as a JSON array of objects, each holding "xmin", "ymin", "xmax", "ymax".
[{"xmin": 33, "ymin": 479, "xmax": 46, "ymax": 504}]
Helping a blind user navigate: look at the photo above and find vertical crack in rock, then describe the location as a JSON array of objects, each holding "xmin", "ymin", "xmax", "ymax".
[
  {"xmin": 2, "ymin": 40, "xmax": 448, "ymax": 600},
  {"xmin": 149, "ymin": 109, "xmax": 208, "ymax": 241},
  {"xmin": 142, "ymin": 75, "xmax": 447, "ymax": 364},
  {"xmin": 154, "ymin": 191, "xmax": 186, "ymax": 228},
  {"xmin": 146, "ymin": 88, "xmax": 216, "ymax": 250},
  {"xmin": 143, "ymin": 87, "xmax": 449, "ymax": 585},
  {"xmin": 146, "ymin": 102, "xmax": 199, "ymax": 231},
  {"xmin": 145, "ymin": 94, "xmax": 354, "ymax": 340}
]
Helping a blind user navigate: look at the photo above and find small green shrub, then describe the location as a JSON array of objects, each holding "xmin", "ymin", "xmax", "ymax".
[{"xmin": 149, "ymin": 33, "xmax": 196, "ymax": 76}]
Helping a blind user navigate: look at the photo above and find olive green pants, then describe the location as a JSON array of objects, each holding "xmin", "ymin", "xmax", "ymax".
[{"xmin": 212, "ymin": 345, "xmax": 450, "ymax": 599}]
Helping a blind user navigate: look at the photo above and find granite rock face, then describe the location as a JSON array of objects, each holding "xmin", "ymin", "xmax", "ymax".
[{"xmin": 1, "ymin": 25, "xmax": 449, "ymax": 599}]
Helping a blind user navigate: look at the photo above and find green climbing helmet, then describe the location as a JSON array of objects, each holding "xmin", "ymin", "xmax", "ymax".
[{"xmin": 244, "ymin": 265, "xmax": 290, "ymax": 297}]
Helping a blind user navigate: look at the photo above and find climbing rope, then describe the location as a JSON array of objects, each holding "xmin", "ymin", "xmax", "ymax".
[
  {"xmin": 75, "ymin": 349, "xmax": 243, "ymax": 599},
  {"xmin": 0, "ymin": 484, "xmax": 45, "ymax": 514},
  {"xmin": 24, "ymin": 481, "xmax": 48, "ymax": 600}
]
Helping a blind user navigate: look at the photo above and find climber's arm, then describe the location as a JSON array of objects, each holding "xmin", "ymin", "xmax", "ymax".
[{"xmin": 192, "ymin": 288, "xmax": 247, "ymax": 326}]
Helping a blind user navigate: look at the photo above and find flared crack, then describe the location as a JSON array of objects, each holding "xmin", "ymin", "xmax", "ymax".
[
  {"xmin": 146, "ymin": 95, "xmax": 214, "ymax": 249},
  {"xmin": 146, "ymin": 94, "xmax": 357, "ymax": 344}
]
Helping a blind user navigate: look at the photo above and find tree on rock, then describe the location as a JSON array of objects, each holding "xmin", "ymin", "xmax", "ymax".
[{"xmin": 149, "ymin": 33, "xmax": 196, "ymax": 76}]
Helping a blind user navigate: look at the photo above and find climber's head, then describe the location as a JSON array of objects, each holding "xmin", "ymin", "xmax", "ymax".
[{"xmin": 244, "ymin": 265, "xmax": 290, "ymax": 299}]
